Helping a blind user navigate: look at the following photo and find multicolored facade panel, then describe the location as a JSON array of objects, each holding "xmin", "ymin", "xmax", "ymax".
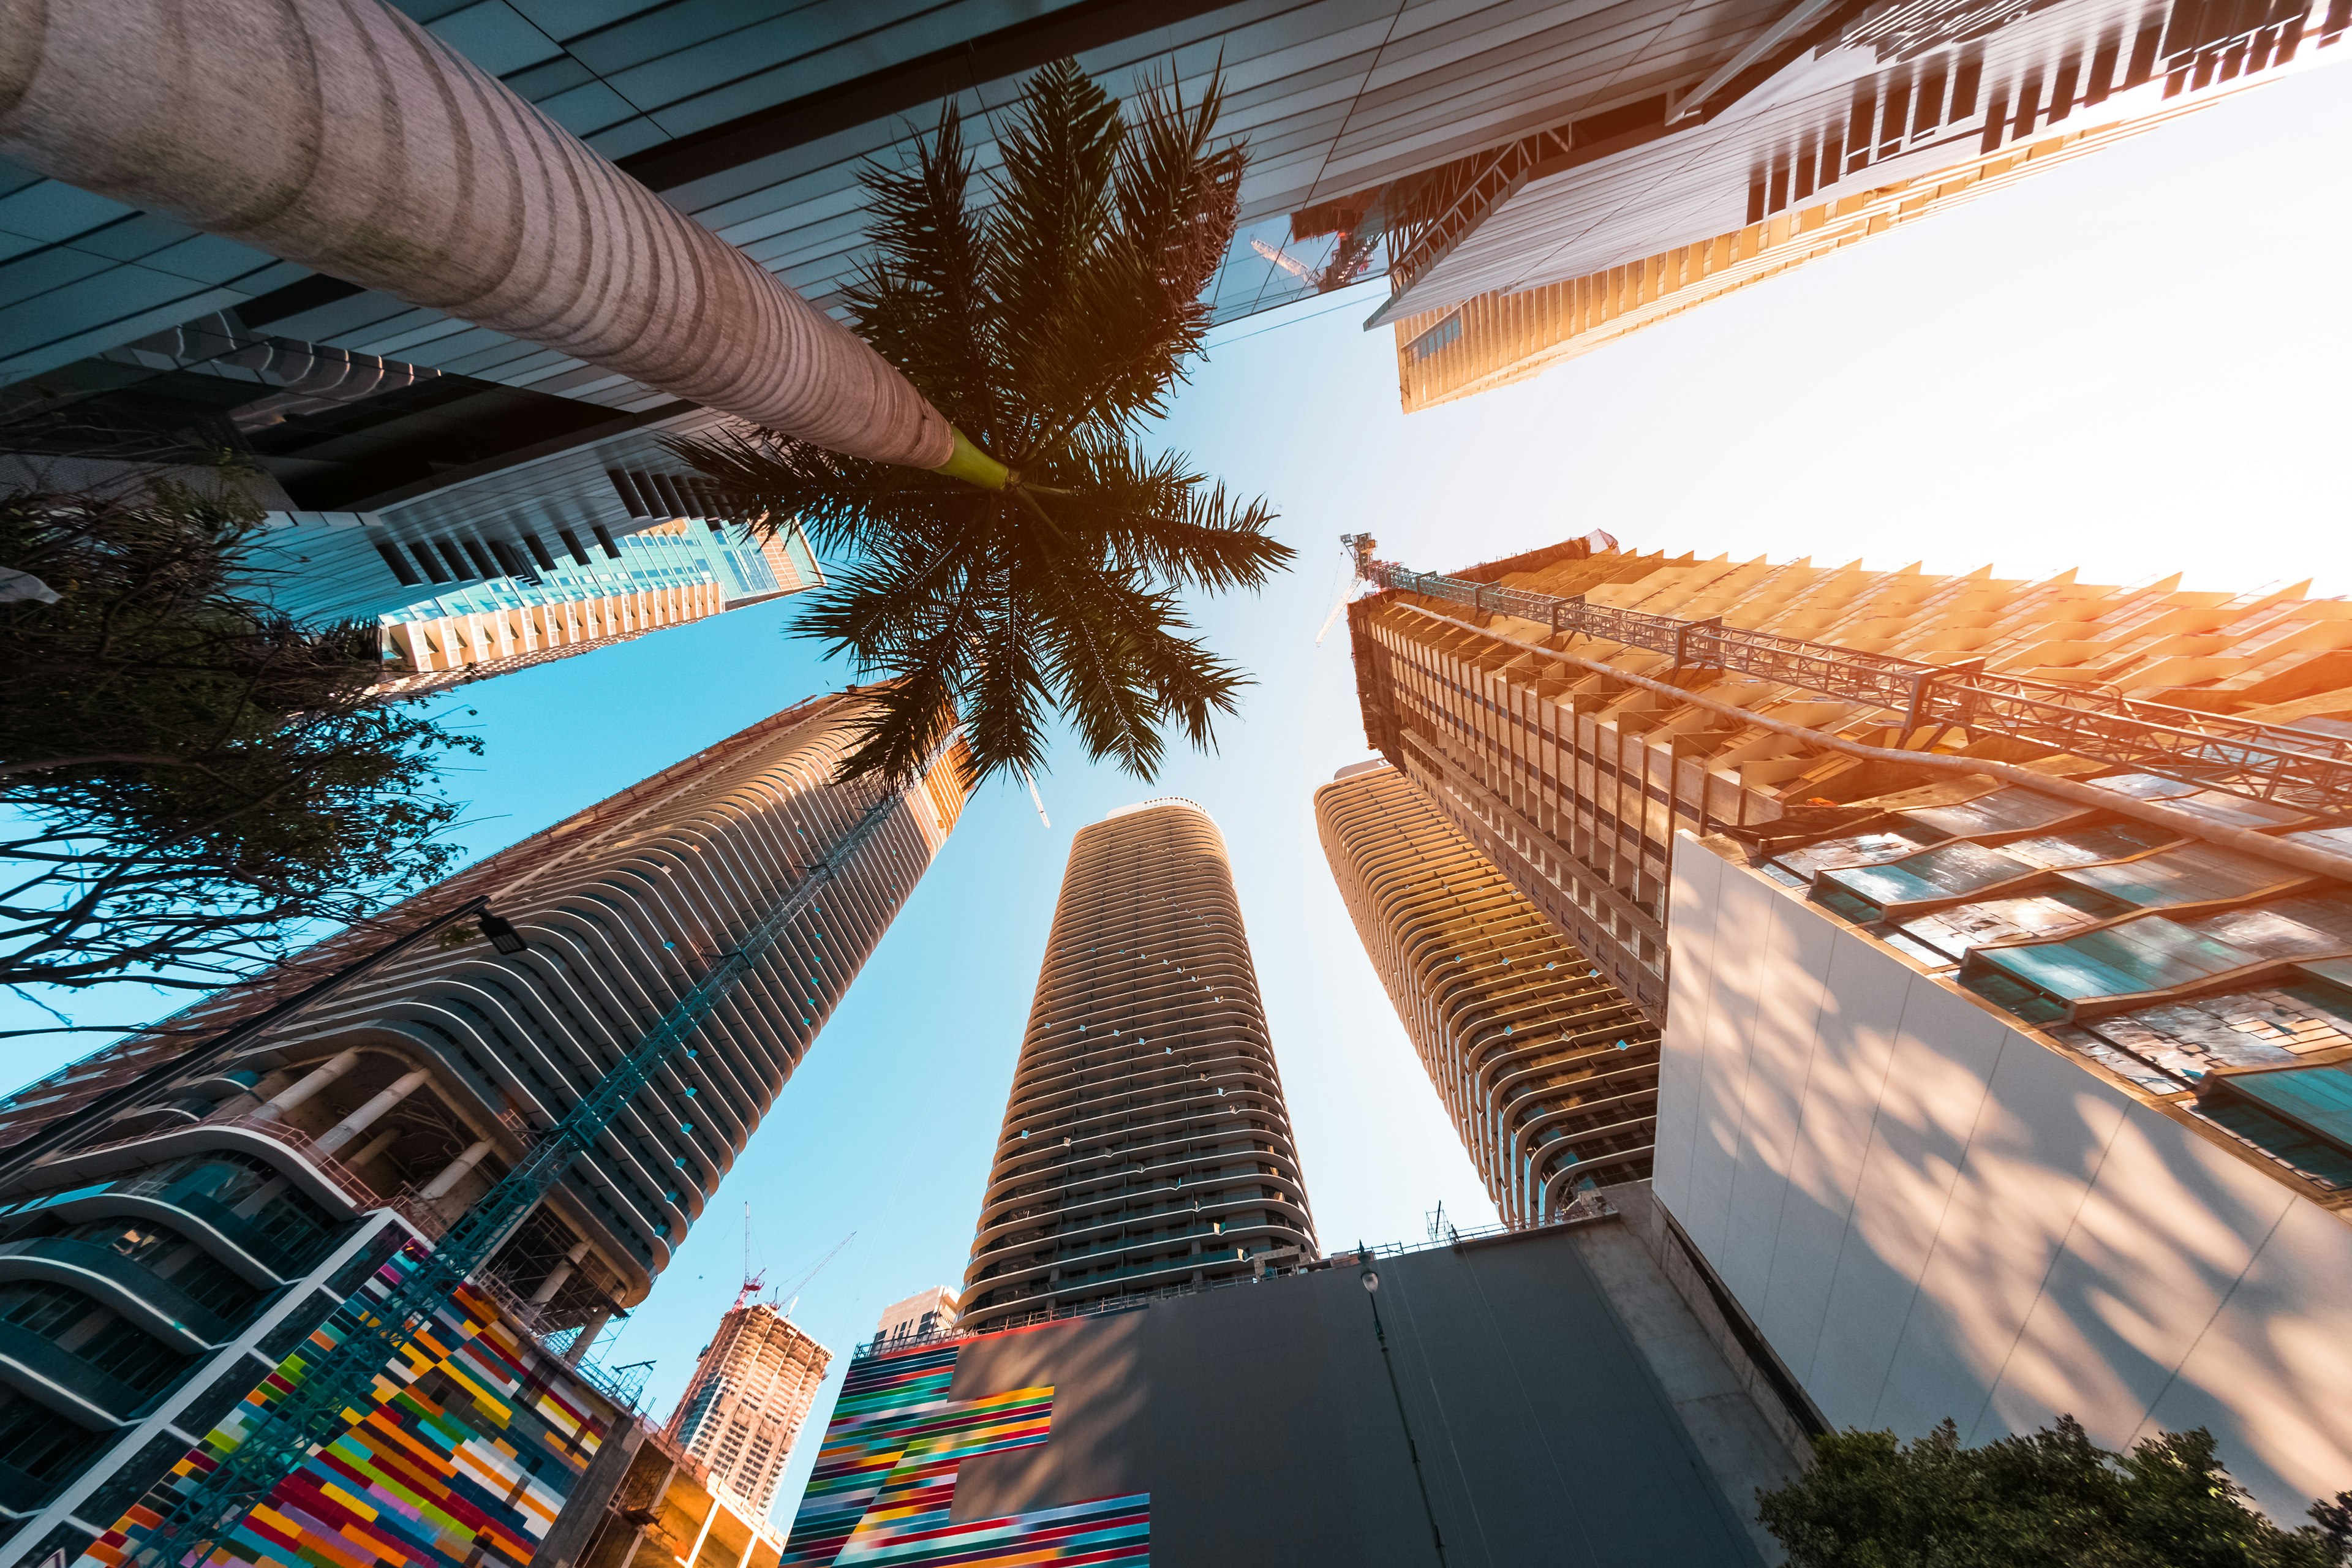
[
  {"xmin": 79, "ymin": 1231, "xmax": 617, "ymax": 1568},
  {"xmin": 782, "ymin": 1337, "xmax": 1148, "ymax": 1568}
]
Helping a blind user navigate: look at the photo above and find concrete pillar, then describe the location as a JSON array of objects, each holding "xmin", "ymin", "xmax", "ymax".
[
  {"xmin": 530, "ymin": 1240, "xmax": 591, "ymax": 1305},
  {"xmin": 252, "ymin": 1048, "xmax": 361, "ymax": 1122},
  {"xmin": 348, "ymin": 1126, "xmax": 402, "ymax": 1169},
  {"xmin": 418, "ymin": 1139, "xmax": 494, "ymax": 1201},
  {"xmin": 315, "ymin": 1068, "xmax": 429, "ymax": 1154},
  {"xmin": 565, "ymin": 1302, "xmax": 614, "ymax": 1366}
]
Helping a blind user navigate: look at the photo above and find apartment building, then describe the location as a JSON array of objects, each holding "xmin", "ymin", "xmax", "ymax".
[
  {"xmin": 0, "ymin": 690, "xmax": 968, "ymax": 1566},
  {"xmin": 959, "ymin": 800, "xmax": 1316, "ymax": 1333}
]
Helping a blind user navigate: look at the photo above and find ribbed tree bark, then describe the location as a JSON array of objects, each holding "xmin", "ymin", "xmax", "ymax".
[{"xmin": 0, "ymin": 0, "xmax": 962, "ymax": 472}]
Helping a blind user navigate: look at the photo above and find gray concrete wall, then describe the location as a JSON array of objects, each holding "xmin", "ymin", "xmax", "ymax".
[
  {"xmin": 933, "ymin": 1220, "xmax": 1774, "ymax": 1567},
  {"xmin": 1569, "ymin": 1187, "xmax": 1811, "ymax": 1562}
]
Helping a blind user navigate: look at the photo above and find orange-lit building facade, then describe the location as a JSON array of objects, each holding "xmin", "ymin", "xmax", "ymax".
[
  {"xmin": 1346, "ymin": 539, "xmax": 2352, "ymax": 1020},
  {"xmin": 1362, "ymin": 0, "xmax": 2348, "ymax": 409}
]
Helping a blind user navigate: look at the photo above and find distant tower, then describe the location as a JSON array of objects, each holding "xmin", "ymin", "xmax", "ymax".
[
  {"xmin": 960, "ymin": 799, "xmax": 1317, "ymax": 1333},
  {"xmin": 874, "ymin": 1286, "xmax": 959, "ymax": 1346},
  {"xmin": 665, "ymin": 1296, "xmax": 832, "ymax": 1516},
  {"xmin": 1315, "ymin": 760, "xmax": 1659, "ymax": 1224}
]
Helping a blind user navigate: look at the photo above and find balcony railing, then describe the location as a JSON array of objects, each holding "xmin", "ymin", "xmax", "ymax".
[{"xmin": 921, "ymin": 1192, "xmax": 1623, "ymax": 1358}]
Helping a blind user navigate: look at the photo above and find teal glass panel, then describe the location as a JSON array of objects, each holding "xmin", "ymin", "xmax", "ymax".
[
  {"xmin": 1768, "ymin": 825, "xmax": 1946, "ymax": 883},
  {"xmin": 2159, "ymin": 791, "xmax": 2310, "ymax": 832},
  {"xmin": 2187, "ymin": 896, "xmax": 2352, "ymax": 959},
  {"xmin": 1973, "ymin": 914, "xmax": 2248, "ymax": 1000},
  {"xmin": 1895, "ymin": 884, "xmax": 2128, "ymax": 960},
  {"xmin": 1817, "ymin": 842, "xmax": 2033, "ymax": 913},
  {"xmin": 1904, "ymin": 788, "xmax": 2082, "ymax": 838},
  {"xmin": 2198, "ymin": 1068, "xmax": 2352, "ymax": 1189},
  {"xmin": 1999, "ymin": 821, "xmax": 2178, "ymax": 869},
  {"xmin": 2229, "ymin": 1065, "xmax": 2352, "ymax": 1147},
  {"xmin": 2062, "ymin": 842, "xmax": 2283, "ymax": 910}
]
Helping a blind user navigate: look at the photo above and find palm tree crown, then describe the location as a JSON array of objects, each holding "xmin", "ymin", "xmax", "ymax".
[{"xmin": 677, "ymin": 60, "xmax": 1292, "ymax": 786}]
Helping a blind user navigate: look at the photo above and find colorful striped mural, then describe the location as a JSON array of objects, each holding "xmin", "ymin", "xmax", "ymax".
[
  {"xmin": 78, "ymin": 1226, "xmax": 616, "ymax": 1568},
  {"xmin": 781, "ymin": 1337, "xmax": 1148, "ymax": 1567}
]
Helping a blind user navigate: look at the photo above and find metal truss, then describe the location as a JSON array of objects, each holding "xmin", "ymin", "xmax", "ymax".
[{"xmin": 1366, "ymin": 560, "xmax": 2352, "ymax": 815}]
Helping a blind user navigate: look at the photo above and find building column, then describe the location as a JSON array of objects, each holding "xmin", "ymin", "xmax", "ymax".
[
  {"xmin": 347, "ymin": 1126, "xmax": 403, "ymax": 1169},
  {"xmin": 418, "ymin": 1139, "xmax": 494, "ymax": 1203},
  {"xmin": 315, "ymin": 1068, "xmax": 429, "ymax": 1154},
  {"xmin": 566, "ymin": 1302, "xmax": 614, "ymax": 1365},
  {"xmin": 530, "ymin": 1240, "xmax": 591, "ymax": 1305},
  {"xmin": 252, "ymin": 1048, "xmax": 362, "ymax": 1123}
]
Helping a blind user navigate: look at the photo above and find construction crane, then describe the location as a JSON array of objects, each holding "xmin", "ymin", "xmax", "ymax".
[
  {"xmin": 1315, "ymin": 533, "xmax": 1381, "ymax": 646},
  {"xmin": 733, "ymin": 1202, "xmax": 766, "ymax": 1311},
  {"xmin": 774, "ymin": 1231, "xmax": 853, "ymax": 1318},
  {"xmin": 120, "ymin": 769, "xmax": 926, "ymax": 1568}
]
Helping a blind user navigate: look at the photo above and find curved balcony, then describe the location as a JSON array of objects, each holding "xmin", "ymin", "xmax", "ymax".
[
  {"xmin": 0, "ymin": 1152, "xmax": 346, "ymax": 1283},
  {"xmin": 0, "ymin": 1237, "xmax": 237, "ymax": 1349},
  {"xmin": 0, "ymin": 1320, "xmax": 171, "ymax": 1428},
  {"xmin": 0, "ymin": 1417, "xmax": 107, "ymax": 1517}
]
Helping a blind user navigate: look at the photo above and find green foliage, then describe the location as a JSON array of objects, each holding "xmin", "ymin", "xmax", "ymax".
[
  {"xmin": 1758, "ymin": 1417, "xmax": 2352, "ymax": 1568},
  {"xmin": 674, "ymin": 59, "xmax": 1292, "ymax": 785},
  {"xmin": 0, "ymin": 472, "xmax": 477, "ymax": 995}
]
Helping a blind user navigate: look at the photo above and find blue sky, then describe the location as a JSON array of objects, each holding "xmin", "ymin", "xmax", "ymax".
[{"xmin": 3, "ymin": 59, "xmax": 2348, "ymax": 1532}]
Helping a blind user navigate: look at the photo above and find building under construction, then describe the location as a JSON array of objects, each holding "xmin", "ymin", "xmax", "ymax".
[
  {"xmin": 1347, "ymin": 537, "xmax": 2352, "ymax": 1019},
  {"xmin": 664, "ymin": 1298, "xmax": 830, "ymax": 1518},
  {"xmin": 0, "ymin": 693, "xmax": 968, "ymax": 1568},
  {"xmin": 1340, "ymin": 533, "xmax": 2352, "ymax": 1516}
]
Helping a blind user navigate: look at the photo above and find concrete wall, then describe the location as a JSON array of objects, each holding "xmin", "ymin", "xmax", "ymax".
[
  {"xmin": 1654, "ymin": 832, "xmax": 2352, "ymax": 1520},
  {"xmin": 794, "ymin": 1219, "xmax": 1785, "ymax": 1567}
]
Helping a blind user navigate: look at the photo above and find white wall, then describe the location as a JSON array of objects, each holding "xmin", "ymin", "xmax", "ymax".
[{"xmin": 1654, "ymin": 832, "xmax": 2352, "ymax": 1521}]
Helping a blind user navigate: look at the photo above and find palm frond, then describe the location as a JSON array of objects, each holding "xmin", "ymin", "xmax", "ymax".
[
  {"xmin": 1050, "ymin": 435, "xmax": 1291, "ymax": 592},
  {"xmin": 842, "ymin": 103, "xmax": 1004, "ymax": 434},
  {"xmin": 987, "ymin": 59, "xmax": 1126, "ymax": 458},
  {"xmin": 676, "ymin": 57, "xmax": 1286, "ymax": 790},
  {"xmin": 1055, "ymin": 69, "xmax": 1245, "ymax": 434},
  {"xmin": 661, "ymin": 427, "xmax": 970, "ymax": 560}
]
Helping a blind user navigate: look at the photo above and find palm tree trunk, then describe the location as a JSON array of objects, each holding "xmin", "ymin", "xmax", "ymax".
[{"xmin": 0, "ymin": 0, "xmax": 1008, "ymax": 483}]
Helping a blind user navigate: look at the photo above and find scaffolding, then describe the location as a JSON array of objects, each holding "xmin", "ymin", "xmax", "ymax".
[{"xmin": 1365, "ymin": 558, "xmax": 2352, "ymax": 815}]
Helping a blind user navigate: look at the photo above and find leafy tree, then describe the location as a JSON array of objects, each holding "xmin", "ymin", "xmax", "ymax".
[
  {"xmin": 0, "ymin": 472, "xmax": 475, "ymax": 999},
  {"xmin": 1757, "ymin": 1417, "xmax": 2352, "ymax": 1568},
  {"xmin": 677, "ymin": 60, "xmax": 1292, "ymax": 785}
]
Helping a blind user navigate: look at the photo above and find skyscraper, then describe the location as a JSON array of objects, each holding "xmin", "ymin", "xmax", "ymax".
[
  {"xmin": 371, "ymin": 517, "xmax": 820, "ymax": 696},
  {"xmin": 1347, "ymin": 538, "xmax": 2352, "ymax": 1020},
  {"xmin": 665, "ymin": 1300, "xmax": 831, "ymax": 1517},
  {"xmin": 0, "ymin": 690, "xmax": 968, "ymax": 1565},
  {"xmin": 959, "ymin": 800, "xmax": 1316, "ymax": 1333},
  {"xmin": 1368, "ymin": 0, "xmax": 2346, "ymax": 409},
  {"xmin": 1316, "ymin": 760, "xmax": 1659, "ymax": 1226}
]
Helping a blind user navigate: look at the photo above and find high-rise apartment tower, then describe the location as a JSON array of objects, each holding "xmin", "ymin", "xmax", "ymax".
[
  {"xmin": 0, "ymin": 691, "xmax": 967, "ymax": 1563},
  {"xmin": 665, "ymin": 1301, "xmax": 831, "ymax": 1516},
  {"xmin": 960, "ymin": 801, "xmax": 1316, "ymax": 1333},
  {"xmin": 1316, "ymin": 760, "xmax": 1659, "ymax": 1226}
]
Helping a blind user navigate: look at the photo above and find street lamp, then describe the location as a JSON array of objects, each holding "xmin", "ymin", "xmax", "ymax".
[{"xmin": 480, "ymin": 911, "xmax": 527, "ymax": 954}]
